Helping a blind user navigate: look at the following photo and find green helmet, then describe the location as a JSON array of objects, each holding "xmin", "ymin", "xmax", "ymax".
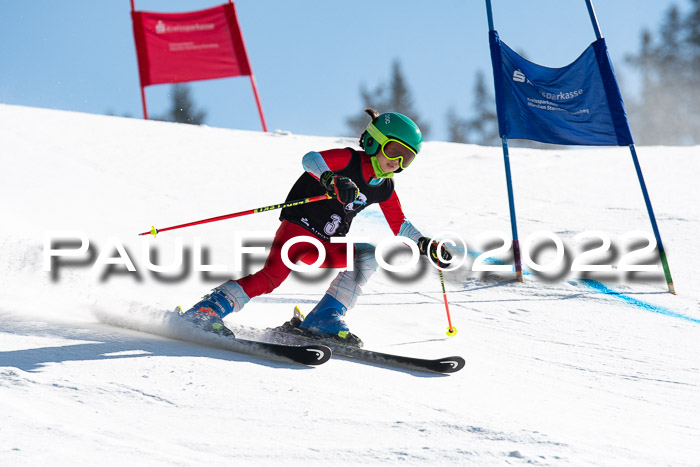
[{"xmin": 361, "ymin": 112, "xmax": 422, "ymax": 155}]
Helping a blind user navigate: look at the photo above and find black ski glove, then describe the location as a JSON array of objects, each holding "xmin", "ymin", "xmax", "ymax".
[
  {"xmin": 417, "ymin": 236, "xmax": 453, "ymax": 269},
  {"xmin": 320, "ymin": 171, "xmax": 360, "ymax": 205}
]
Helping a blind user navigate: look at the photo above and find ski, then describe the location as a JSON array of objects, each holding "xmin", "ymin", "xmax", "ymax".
[
  {"xmin": 322, "ymin": 343, "xmax": 465, "ymax": 374},
  {"xmin": 255, "ymin": 310, "xmax": 465, "ymax": 374},
  {"xmin": 97, "ymin": 308, "xmax": 331, "ymax": 367},
  {"xmin": 264, "ymin": 328, "xmax": 464, "ymax": 374},
  {"xmin": 171, "ymin": 307, "xmax": 332, "ymax": 366},
  {"xmin": 209, "ymin": 334, "xmax": 332, "ymax": 366}
]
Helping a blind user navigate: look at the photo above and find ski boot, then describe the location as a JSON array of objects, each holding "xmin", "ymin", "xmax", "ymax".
[
  {"xmin": 179, "ymin": 287, "xmax": 235, "ymax": 337},
  {"xmin": 298, "ymin": 294, "xmax": 363, "ymax": 347}
]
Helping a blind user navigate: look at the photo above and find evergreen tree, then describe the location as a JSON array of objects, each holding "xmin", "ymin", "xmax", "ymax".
[
  {"xmin": 445, "ymin": 70, "xmax": 500, "ymax": 146},
  {"xmin": 466, "ymin": 71, "xmax": 500, "ymax": 146},
  {"xmin": 346, "ymin": 85, "xmax": 385, "ymax": 135},
  {"xmin": 445, "ymin": 107, "xmax": 470, "ymax": 144},
  {"xmin": 627, "ymin": 1, "xmax": 700, "ymax": 144},
  {"xmin": 346, "ymin": 59, "xmax": 430, "ymax": 138},
  {"xmin": 161, "ymin": 83, "xmax": 207, "ymax": 125}
]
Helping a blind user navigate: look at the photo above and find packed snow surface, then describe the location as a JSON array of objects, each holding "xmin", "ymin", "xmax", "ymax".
[{"xmin": 1, "ymin": 104, "xmax": 699, "ymax": 466}]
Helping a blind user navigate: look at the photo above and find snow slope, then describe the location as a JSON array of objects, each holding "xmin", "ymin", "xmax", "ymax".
[{"xmin": 1, "ymin": 104, "xmax": 699, "ymax": 466}]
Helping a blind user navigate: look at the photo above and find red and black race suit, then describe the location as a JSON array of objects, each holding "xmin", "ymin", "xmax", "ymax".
[{"xmin": 280, "ymin": 148, "xmax": 396, "ymax": 241}]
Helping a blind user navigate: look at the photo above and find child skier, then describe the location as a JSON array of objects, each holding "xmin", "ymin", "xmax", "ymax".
[{"xmin": 180, "ymin": 108, "xmax": 451, "ymax": 344}]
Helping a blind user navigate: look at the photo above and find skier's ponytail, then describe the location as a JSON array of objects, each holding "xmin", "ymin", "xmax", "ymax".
[{"xmin": 359, "ymin": 108, "xmax": 379, "ymax": 150}]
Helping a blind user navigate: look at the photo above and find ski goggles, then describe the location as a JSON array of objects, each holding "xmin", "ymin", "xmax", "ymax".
[{"xmin": 366, "ymin": 123, "xmax": 418, "ymax": 170}]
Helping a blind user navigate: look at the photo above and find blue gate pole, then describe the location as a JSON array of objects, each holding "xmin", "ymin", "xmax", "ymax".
[
  {"xmin": 485, "ymin": 0, "xmax": 495, "ymax": 30},
  {"xmin": 629, "ymin": 144, "xmax": 676, "ymax": 294},
  {"xmin": 502, "ymin": 136, "xmax": 523, "ymax": 282},
  {"xmin": 486, "ymin": 0, "xmax": 523, "ymax": 282},
  {"xmin": 586, "ymin": 0, "xmax": 675, "ymax": 293},
  {"xmin": 584, "ymin": 0, "xmax": 603, "ymax": 40}
]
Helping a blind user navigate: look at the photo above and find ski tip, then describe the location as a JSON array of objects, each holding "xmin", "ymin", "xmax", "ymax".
[
  {"xmin": 303, "ymin": 345, "xmax": 332, "ymax": 365},
  {"xmin": 437, "ymin": 356, "xmax": 466, "ymax": 373}
]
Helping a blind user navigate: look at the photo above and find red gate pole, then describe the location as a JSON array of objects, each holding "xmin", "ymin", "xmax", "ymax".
[
  {"xmin": 229, "ymin": 0, "xmax": 267, "ymax": 132},
  {"xmin": 249, "ymin": 75, "xmax": 267, "ymax": 132},
  {"xmin": 131, "ymin": 0, "xmax": 149, "ymax": 119},
  {"xmin": 139, "ymin": 85, "xmax": 149, "ymax": 120}
]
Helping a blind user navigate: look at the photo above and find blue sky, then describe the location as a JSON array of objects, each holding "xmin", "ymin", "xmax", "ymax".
[{"xmin": 0, "ymin": 0, "xmax": 682, "ymax": 140}]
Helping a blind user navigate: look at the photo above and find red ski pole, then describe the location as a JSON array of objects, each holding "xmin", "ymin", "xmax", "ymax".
[
  {"xmin": 139, "ymin": 193, "xmax": 331, "ymax": 237},
  {"xmin": 439, "ymin": 269, "xmax": 457, "ymax": 337}
]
